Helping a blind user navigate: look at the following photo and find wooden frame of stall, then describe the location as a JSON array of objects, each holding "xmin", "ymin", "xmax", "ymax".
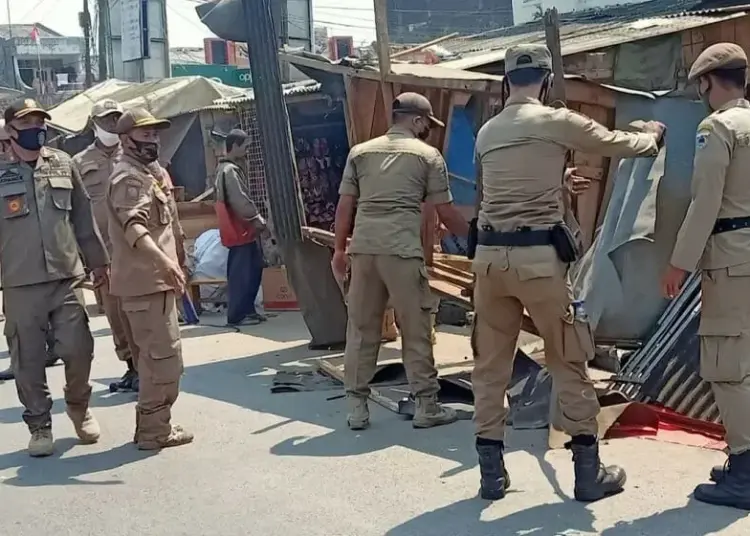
[{"xmin": 286, "ymin": 54, "xmax": 628, "ymax": 336}]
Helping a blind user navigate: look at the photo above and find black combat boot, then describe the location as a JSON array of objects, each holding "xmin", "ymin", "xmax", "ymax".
[
  {"xmin": 695, "ymin": 451, "xmax": 750, "ymax": 510},
  {"xmin": 109, "ymin": 360, "xmax": 138, "ymax": 392},
  {"xmin": 476, "ymin": 438, "xmax": 511, "ymax": 501},
  {"xmin": 709, "ymin": 458, "xmax": 730, "ymax": 483},
  {"xmin": 566, "ymin": 436, "xmax": 626, "ymax": 502}
]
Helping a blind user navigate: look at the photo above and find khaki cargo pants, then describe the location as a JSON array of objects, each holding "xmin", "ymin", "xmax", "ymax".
[
  {"xmin": 121, "ymin": 291, "xmax": 183, "ymax": 445},
  {"xmin": 700, "ymin": 264, "xmax": 750, "ymax": 455},
  {"xmin": 344, "ymin": 254, "xmax": 439, "ymax": 398},
  {"xmin": 4, "ymin": 276, "xmax": 94, "ymax": 432},
  {"xmin": 100, "ymin": 281, "xmax": 139, "ymax": 363},
  {"xmin": 471, "ymin": 246, "xmax": 599, "ymax": 441}
]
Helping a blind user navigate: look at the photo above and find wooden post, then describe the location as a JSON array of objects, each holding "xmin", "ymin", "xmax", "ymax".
[
  {"xmin": 373, "ymin": 0, "xmax": 394, "ymax": 119},
  {"xmin": 544, "ymin": 8, "xmax": 566, "ymax": 103}
]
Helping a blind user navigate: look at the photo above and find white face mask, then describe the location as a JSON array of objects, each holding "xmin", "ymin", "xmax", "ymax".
[{"xmin": 94, "ymin": 124, "xmax": 119, "ymax": 147}]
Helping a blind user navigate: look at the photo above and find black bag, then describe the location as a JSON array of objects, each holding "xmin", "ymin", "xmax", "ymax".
[
  {"xmin": 467, "ymin": 218, "xmax": 478, "ymax": 259},
  {"xmin": 550, "ymin": 224, "xmax": 579, "ymax": 263}
]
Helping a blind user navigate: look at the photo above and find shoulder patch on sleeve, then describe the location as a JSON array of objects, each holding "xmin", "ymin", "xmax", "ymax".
[{"xmin": 696, "ymin": 129, "xmax": 711, "ymax": 150}]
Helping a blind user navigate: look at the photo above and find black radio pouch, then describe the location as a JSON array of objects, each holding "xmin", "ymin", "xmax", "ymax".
[
  {"xmin": 550, "ymin": 223, "xmax": 579, "ymax": 263},
  {"xmin": 467, "ymin": 218, "xmax": 478, "ymax": 259}
]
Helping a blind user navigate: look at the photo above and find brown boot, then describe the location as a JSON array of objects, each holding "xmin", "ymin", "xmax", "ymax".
[
  {"xmin": 66, "ymin": 408, "xmax": 101, "ymax": 444},
  {"xmin": 137, "ymin": 425, "xmax": 194, "ymax": 451},
  {"xmin": 28, "ymin": 428, "xmax": 54, "ymax": 457},
  {"xmin": 347, "ymin": 395, "xmax": 370, "ymax": 430},
  {"xmin": 413, "ymin": 395, "xmax": 458, "ymax": 429}
]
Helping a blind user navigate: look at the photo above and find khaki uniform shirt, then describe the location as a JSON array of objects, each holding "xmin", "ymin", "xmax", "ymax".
[
  {"xmin": 339, "ymin": 126, "xmax": 452, "ymax": 259},
  {"xmin": 72, "ymin": 142, "xmax": 122, "ymax": 252},
  {"xmin": 215, "ymin": 158, "xmax": 261, "ymax": 222},
  {"xmin": 107, "ymin": 154, "xmax": 179, "ymax": 298},
  {"xmin": 0, "ymin": 146, "xmax": 108, "ymax": 289},
  {"xmin": 475, "ymin": 96, "xmax": 660, "ymax": 233},
  {"xmin": 671, "ymin": 99, "xmax": 750, "ymax": 272}
]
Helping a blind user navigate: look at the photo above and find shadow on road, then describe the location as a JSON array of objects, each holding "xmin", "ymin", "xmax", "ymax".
[{"xmin": 0, "ymin": 439, "xmax": 155, "ymax": 487}]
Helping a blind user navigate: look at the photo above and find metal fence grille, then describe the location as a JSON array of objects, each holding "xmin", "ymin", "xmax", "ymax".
[{"xmin": 238, "ymin": 103, "xmax": 270, "ymax": 221}]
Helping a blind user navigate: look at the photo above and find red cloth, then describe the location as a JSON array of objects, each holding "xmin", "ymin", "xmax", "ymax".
[{"xmin": 215, "ymin": 200, "xmax": 256, "ymax": 247}]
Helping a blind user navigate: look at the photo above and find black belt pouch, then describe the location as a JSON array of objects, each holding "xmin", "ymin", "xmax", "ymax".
[{"xmin": 550, "ymin": 224, "xmax": 579, "ymax": 263}]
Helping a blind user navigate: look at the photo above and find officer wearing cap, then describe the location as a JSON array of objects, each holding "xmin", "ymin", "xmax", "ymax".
[
  {"xmin": 0, "ymin": 98, "xmax": 108, "ymax": 456},
  {"xmin": 662, "ymin": 43, "xmax": 750, "ymax": 510},
  {"xmin": 471, "ymin": 44, "xmax": 665, "ymax": 502},
  {"xmin": 107, "ymin": 107, "xmax": 192, "ymax": 450},
  {"xmin": 72, "ymin": 99, "xmax": 141, "ymax": 393},
  {"xmin": 332, "ymin": 92, "xmax": 469, "ymax": 431}
]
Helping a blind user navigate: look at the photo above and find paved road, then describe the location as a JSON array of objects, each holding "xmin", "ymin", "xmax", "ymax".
[{"xmin": 0, "ymin": 306, "xmax": 747, "ymax": 535}]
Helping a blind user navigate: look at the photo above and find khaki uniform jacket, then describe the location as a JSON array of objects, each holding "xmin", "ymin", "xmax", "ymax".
[
  {"xmin": 339, "ymin": 125, "xmax": 452, "ymax": 259},
  {"xmin": 671, "ymin": 99, "xmax": 750, "ymax": 272},
  {"xmin": 475, "ymin": 96, "xmax": 660, "ymax": 233},
  {"xmin": 72, "ymin": 142, "xmax": 123, "ymax": 252},
  {"xmin": 215, "ymin": 158, "xmax": 261, "ymax": 223},
  {"xmin": 0, "ymin": 146, "xmax": 108, "ymax": 289},
  {"xmin": 107, "ymin": 154, "xmax": 179, "ymax": 298}
]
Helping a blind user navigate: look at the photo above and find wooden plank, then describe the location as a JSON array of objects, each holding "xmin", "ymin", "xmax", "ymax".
[
  {"xmin": 544, "ymin": 8, "xmax": 566, "ymax": 103},
  {"xmin": 391, "ymin": 33, "xmax": 460, "ymax": 59}
]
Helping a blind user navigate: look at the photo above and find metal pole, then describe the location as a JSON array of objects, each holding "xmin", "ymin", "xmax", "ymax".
[
  {"xmin": 5, "ymin": 0, "xmax": 17, "ymax": 88},
  {"xmin": 97, "ymin": 0, "xmax": 108, "ymax": 80}
]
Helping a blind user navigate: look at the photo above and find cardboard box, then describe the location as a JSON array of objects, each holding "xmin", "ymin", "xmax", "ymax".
[{"xmin": 262, "ymin": 266, "xmax": 299, "ymax": 311}]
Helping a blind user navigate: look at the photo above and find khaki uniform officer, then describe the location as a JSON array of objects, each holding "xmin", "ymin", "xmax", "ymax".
[
  {"xmin": 662, "ymin": 43, "xmax": 750, "ymax": 511},
  {"xmin": 73, "ymin": 99, "xmax": 140, "ymax": 392},
  {"xmin": 0, "ymin": 98, "xmax": 109, "ymax": 457},
  {"xmin": 331, "ymin": 92, "xmax": 469, "ymax": 431},
  {"xmin": 107, "ymin": 107, "xmax": 192, "ymax": 450},
  {"xmin": 472, "ymin": 44, "xmax": 664, "ymax": 502}
]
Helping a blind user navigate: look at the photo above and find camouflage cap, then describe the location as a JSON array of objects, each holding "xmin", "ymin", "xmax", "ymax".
[
  {"xmin": 504, "ymin": 44, "xmax": 552, "ymax": 74},
  {"xmin": 392, "ymin": 92, "xmax": 445, "ymax": 127},
  {"xmin": 115, "ymin": 107, "xmax": 171, "ymax": 134},
  {"xmin": 688, "ymin": 43, "xmax": 748, "ymax": 82},
  {"xmin": 90, "ymin": 99, "xmax": 123, "ymax": 119},
  {"xmin": 3, "ymin": 98, "xmax": 51, "ymax": 124}
]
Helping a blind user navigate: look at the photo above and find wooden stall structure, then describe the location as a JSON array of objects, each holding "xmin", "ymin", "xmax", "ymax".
[{"xmin": 286, "ymin": 52, "xmax": 640, "ymax": 329}]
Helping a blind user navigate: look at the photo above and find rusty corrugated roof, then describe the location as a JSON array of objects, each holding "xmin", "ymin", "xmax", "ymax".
[{"xmin": 439, "ymin": 4, "xmax": 750, "ymax": 70}]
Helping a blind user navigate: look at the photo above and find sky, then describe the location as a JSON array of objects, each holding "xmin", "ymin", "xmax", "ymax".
[{"xmin": 0, "ymin": 0, "xmax": 377, "ymax": 48}]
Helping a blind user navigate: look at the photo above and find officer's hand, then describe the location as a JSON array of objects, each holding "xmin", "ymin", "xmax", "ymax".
[
  {"xmin": 661, "ymin": 265, "xmax": 688, "ymax": 299},
  {"xmin": 642, "ymin": 121, "xmax": 666, "ymax": 142},
  {"xmin": 91, "ymin": 267, "xmax": 109, "ymax": 289},
  {"xmin": 331, "ymin": 249, "xmax": 349, "ymax": 281},
  {"xmin": 160, "ymin": 257, "xmax": 186, "ymax": 294},
  {"xmin": 564, "ymin": 167, "xmax": 591, "ymax": 196}
]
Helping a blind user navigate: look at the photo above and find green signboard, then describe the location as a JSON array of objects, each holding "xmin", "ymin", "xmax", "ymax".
[{"xmin": 171, "ymin": 64, "xmax": 252, "ymax": 88}]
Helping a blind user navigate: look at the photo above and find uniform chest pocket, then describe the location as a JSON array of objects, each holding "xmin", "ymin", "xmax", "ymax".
[
  {"xmin": 0, "ymin": 182, "xmax": 30, "ymax": 219},
  {"xmin": 153, "ymin": 187, "xmax": 171, "ymax": 225},
  {"xmin": 48, "ymin": 176, "xmax": 73, "ymax": 211}
]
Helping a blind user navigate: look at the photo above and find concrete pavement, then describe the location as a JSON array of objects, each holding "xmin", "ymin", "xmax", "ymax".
[{"xmin": 0, "ymin": 303, "xmax": 747, "ymax": 535}]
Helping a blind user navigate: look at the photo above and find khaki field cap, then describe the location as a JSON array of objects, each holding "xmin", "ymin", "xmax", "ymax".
[
  {"xmin": 3, "ymin": 98, "xmax": 51, "ymax": 124},
  {"xmin": 688, "ymin": 43, "xmax": 748, "ymax": 82},
  {"xmin": 393, "ymin": 92, "xmax": 445, "ymax": 127},
  {"xmin": 505, "ymin": 44, "xmax": 553, "ymax": 73},
  {"xmin": 115, "ymin": 107, "xmax": 171, "ymax": 134},
  {"xmin": 90, "ymin": 99, "xmax": 123, "ymax": 119}
]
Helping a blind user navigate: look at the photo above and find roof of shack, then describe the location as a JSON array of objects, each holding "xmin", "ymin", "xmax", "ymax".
[{"xmin": 47, "ymin": 76, "xmax": 247, "ymax": 134}]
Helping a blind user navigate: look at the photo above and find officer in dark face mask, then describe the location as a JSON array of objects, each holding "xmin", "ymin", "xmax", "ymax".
[
  {"xmin": 106, "ymin": 107, "xmax": 193, "ymax": 450},
  {"xmin": 0, "ymin": 98, "xmax": 109, "ymax": 457}
]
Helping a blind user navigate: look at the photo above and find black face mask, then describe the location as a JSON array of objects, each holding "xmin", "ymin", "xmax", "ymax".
[
  {"xmin": 417, "ymin": 126, "xmax": 431, "ymax": 141},
  {"xmin": 14, "ymin": 127, "xmax": 47, "ymax": 151},
  {"xmin": 129, "ymin": 137, "xmax": 159, "ymax": 163}
]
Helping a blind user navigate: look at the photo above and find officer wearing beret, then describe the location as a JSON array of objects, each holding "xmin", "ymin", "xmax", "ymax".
[
  {"xmin": 0, "ymin": 98, "xmax": 109, "ymax": 456},
  {"xmin": 332, "ymin": 92, "xmax": 469, "ymax": 431},
  {"xmin": 472, "ymin": 44, "xmax": 665, "ymax": 502},
  {"xmin": 107, "ymin": 107, "xmax": 192, "ymax": 450},
  {"xmin": 663, "ymin": 42, "xmax": 750, "ymax": 510}
]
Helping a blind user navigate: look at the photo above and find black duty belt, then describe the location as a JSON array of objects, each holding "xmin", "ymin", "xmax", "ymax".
[
  {"xmin": 477, "ymin": 229, "xmax": 553, "ymax": 247},
  {"xmin": 713, "ymin": 217, "xmax": 750, "ymax": 235}
]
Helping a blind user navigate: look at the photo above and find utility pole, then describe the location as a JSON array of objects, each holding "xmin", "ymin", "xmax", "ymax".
[
  {"xmin": 6, "ymin": 0, "xmax": 17, "ymax": 88},
  {"xmin": 543, "ymin": 7, "xmax": 566, "ymax": 103},
  {"xmin": 81, "ymin": 0, "xmax": 94, "ymax": 87},
  {"xmin": 373, "ymin": 0, "xmax": 393, "ymax": 118},
  {"xmin": 97, "ymin": 0, "xmax": 108, "ymax": 81}
]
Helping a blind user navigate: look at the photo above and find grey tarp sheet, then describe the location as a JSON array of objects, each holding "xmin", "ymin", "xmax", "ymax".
[{"xmin": 572, "ymin": 95, "xmax": 707, "ymax": 341}]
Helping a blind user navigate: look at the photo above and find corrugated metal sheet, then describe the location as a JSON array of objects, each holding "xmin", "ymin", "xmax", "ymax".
[
  {"xmin": 439, "ymin": 4, "xmax": 749, "ymax": 70},
  {"xmin": 216, "ymin": 79, "xmax": 323, "ymax": 105},
  {"xmin": 241, "ymin": 0, "xmax": 304, "ymax": 242},
  {"xmin": 609, "ymin": 273, "xmax": 720, "ymax": 423}
]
